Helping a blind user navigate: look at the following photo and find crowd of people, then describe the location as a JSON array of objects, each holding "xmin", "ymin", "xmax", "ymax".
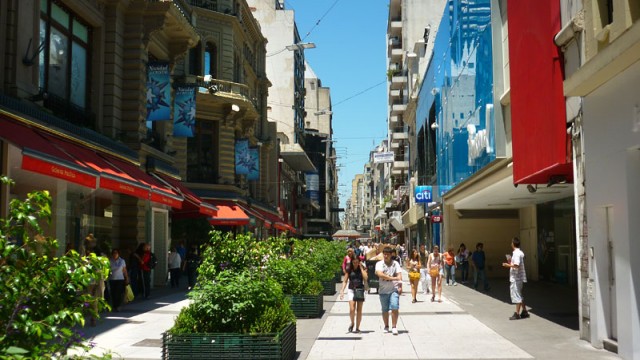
[
  {"xmin": 338, "ymin": 236, "xmax": 529, "ymax": 334},
  {"xmin": 80, "ymin": 235, "xmax": 202, "ymax": 322}
]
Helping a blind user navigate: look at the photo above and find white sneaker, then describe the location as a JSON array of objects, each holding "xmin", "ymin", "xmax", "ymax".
[
  {"xmin": 392, "ymin": 327, "xmax": 398, "ymax": 335},
  {"xmin": 383, "ymin": 326, "xmax": 390, "ymax": 333}
]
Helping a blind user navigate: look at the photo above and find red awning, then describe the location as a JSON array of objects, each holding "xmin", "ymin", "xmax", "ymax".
[
  {"xmin": 0, "ymin": 118, "xmax": 98, "ymax": 188},
  {"xmin": 153, "ymin": 173, "xmax": 218, "ymax": 217},
  {"xmin": 101, "ymin": 155, "xmax": 183, "ymax": 208},
  {"xmin": 207, "ymin": 200, "xmax": 250, "ymax": 226},
  {"xmin": 43, "ymin": 133, "xmax": 182, "ymax": 207}
]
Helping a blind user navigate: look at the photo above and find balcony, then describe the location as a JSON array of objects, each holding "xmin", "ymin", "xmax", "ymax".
[
  {"xmin": 187, "ymin": 0, "xmax": 217, "ymax": 11},
  {"xmin": 187, "ymin": 76, "xmax": 259, "ymax": 119},
  {"xmin": 389, "ymin": 115, "xmax": 400, "ymax": 124},
  {"xmin": 389, "ymin": 89, "xmax": 401, "ymax": 99},
  {"xmin": 393, "ymin": 153, "xmax": 409, "ymax": 170},
  {"xmin": 391, "ymin": 125, "xmax": 409, "ymax": 141},
  {"xmin": 390, "ymin": 101, "xmax": 407, "ymax": 115},
  {"xmin": 390, "ymin": 71, "xmax": 407, "ymax": 90},
  {"xmin": 387, "ymin": 37, "xmax": 403, "ymax": 59},
  {"xmin": 389, "ymin": 19, "xmax": 402, "ymax": 36}
]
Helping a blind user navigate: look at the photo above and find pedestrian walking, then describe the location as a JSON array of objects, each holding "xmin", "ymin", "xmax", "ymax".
[
  {"xmin": 444, "ymin": 247, "xmax": 457, "ymax": 286},
  {"xmin": 339, "ymin": 255, "xmax": 368, "ymax": 333},
  {"xmin": 419, "ymin": 244, "xmax": 430, "ymax": 295},
  {"xmin": 502, "ymin": 237, "xmax": 530, "ymax": 320},
  {"xmin": 183, "ymin": 246, "xmax": 201, "ymax": 290},
  {"xmin": 168, "ymin": 246, "xmax": 182, "ymax": 288},
  {"xmin": 470, "ymin": 242, "xmax": 490, "ymax": 291},
  {"xmin": 457, "ymin": 243, "xmax": 470, "ymax": 283},
  {"xmin": 129, "ymin": 243, "xmax": 144, "ymax": 297},
  {"xmin": 426, "ymin": 245, "xmax": 444, "ymax": 302},
  {"xmin": 140, "ymin": 243, "xmax": 155, "ymax": 299},
  {"xmin": 375, "ymin": 246, "xmax": 402, "ymax": 335},
  {"xmin": 108, "ymin": 249, "xmax": 129, "ymax": 312},
  {"xmin": 342, "ymin": 248, "xmax": 355, "ymax": 276},
  {"xmin": 406, "ymin": 249, "xmax": 421, "ymax": 303}
]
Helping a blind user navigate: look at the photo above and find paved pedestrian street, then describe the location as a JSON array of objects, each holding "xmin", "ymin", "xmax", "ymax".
[
  {"xmin": 75, "ymin": 270, "xmax": 620, "ymax": 359},
  {"xmin": 307, "ymin": 293, "xmax": 531, "ymax": 360}
]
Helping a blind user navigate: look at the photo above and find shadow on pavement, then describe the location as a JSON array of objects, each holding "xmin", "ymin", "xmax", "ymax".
[{"xmin": 464, "ymin": 278, "xmax": 579, "ymax": 330}]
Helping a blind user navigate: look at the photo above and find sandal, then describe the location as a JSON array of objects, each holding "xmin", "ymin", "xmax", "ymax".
[
  {"xmin": 431, "ymin": 295, "xmax": 435, "ymax": 302},
  {"xmin": 348, "ymin": 325, "xmax": 353, "ymax": 333}
]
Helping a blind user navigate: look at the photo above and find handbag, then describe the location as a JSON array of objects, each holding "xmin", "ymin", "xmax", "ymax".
[
  {"xmin": 429, "ymin": 267, "xmax": 440, "ymax": 278},
  {"xmin": 409, "ymin": 271, "xmax": 421, "ymax": 281},
  {"xmin": 124, "ymin": 284, "xmax": 135, "ymax": 303},
  {"xmin": 353, "ymin": 288, "xmax": 366, "ymax": 301}
]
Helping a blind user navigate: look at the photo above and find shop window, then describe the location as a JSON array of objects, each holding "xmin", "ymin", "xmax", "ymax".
[{"xmin": 39, "ymin": 0, "xmax": 92, "ymax": 128}]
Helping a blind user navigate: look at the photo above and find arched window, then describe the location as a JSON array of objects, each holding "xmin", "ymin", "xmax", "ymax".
[{"xmin": 188, "ymin": 41, "xmax": 202, "ymax": 76}]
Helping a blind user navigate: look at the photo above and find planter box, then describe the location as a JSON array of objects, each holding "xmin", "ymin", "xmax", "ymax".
[
  {"xmin": 321, "ymin": 279, "xmax": 336, "ymax": 295},
  {"xmin": 288, "ymin": 293, "xmax": 323, "ymax": 318},
  {"xmin": 162, "ymin": 322, "xmax": 296, "ymax": 360}
]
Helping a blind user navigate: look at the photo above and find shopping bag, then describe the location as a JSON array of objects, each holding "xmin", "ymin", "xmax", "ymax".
[{"xmin": 124, "ymin": 284, "xmax": 135, "ymax": 303}]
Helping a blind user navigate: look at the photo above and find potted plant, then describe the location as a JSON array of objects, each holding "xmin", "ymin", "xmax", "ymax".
[
  {"xmin": 265, "ymin": 254, "xmax": 324, "ymax": 318},
  {"xmin": 162, "ymin": 232, "xmax": 296, "ymax": 359},
  {"xmin": 163, "ymin": 270, "xmax": 296, "ymax": 359}
]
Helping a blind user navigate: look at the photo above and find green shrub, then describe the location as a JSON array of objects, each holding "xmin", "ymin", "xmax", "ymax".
[
  {"xmin": 0, "ymin": 177, "xmax": 110, "ymax": 359},
  {"xmin": 293, "ymin": 239, "xmax": 345, "ymax": 282},
  {"xmin": 169, "ymin": 270, "xmax": 294, "ymax": 334},
  {"xmin": 197, "ymin": 232, "xmax": 287, "ymax": 282},
  {"xmin": 265, "ymin": 257, "xmax": 323, "ymax": 295}
]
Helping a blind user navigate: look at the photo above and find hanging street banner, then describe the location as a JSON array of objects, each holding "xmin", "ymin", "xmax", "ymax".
[
  {"xmin": 146, "ymin": 62, "xmax": 171, "ymax": 122},
  {"xmin": 247, "ymin": 147, "xmax": 260, "ymax": 180},
  {"xmin": 173, "ymin": 86, "xmax": 196, "ymax": 137},
  {"xmin": 305, "ymin": 172, "xmax": 320, "ymax": 203},
  {"xmin": 235, "ymin": 139, "xmax": 251, "ymax": 175},
  {"xmin": 373, "ymin": 151, "xmax": 395, "ymax": 164},
  {"xmin": 414, "ymin": 185, "xmax": 433, "ymax": 203}
]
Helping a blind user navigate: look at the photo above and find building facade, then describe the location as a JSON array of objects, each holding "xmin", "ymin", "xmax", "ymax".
[{"xmin": 0, "ymin": 0, "xmax": 286, "ymax": 288}]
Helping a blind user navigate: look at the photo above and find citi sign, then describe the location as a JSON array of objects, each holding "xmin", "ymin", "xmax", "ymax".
[{"xmin": 414, "ymin": 186, "xmax": 432, "ymax": 203}]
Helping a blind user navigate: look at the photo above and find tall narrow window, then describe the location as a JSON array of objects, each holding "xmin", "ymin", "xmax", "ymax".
[
  {"xmin": 39, "ymin": 0, "xmax": 91, "ymax": 125},
  {"xmin": 204, "ymin": 42, "xmax": 217, "ymax": 78},
  {"xmin": 188, "ymin": 41, "xmax": 202, "ymax": 76}
]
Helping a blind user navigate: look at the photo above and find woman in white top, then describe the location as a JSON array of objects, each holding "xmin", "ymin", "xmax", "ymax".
[
  {"xmin": 426, "ymin": 245, "xmax": 443, "ymax": 302},
  {"xmin": 108, "ymin": 249, "xmax": 129, "ymax": 311},
  {"xmin": 168, "ymin": 246, "xmax": 182, "ymax": 288}
]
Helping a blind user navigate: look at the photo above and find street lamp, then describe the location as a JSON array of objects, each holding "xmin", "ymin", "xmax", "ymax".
[{"xmin": 285, "ymin": 42, "xmax": 316, "ymax": 51}]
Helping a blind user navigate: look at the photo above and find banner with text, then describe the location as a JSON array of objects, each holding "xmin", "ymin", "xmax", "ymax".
[
  {"xmin": 173, "ymin": 86, "xmax": 196, "ymax": 137},
  {"xmin": 146, "ymin": 62, "xmax": 171, "ymax": 122},
  {"xmin": 373, "ymin": 151, "xmax": 394, "ymax": 163}
]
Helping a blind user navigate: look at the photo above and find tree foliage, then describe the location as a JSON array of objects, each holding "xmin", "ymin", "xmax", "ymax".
[{"xmin": 0, "ymin": 177, "xmax": 110, "ymax": 358}]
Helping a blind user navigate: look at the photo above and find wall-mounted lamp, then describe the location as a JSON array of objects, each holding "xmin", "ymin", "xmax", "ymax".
[
  {"xmin": 527, "ymin": 184, "xmax": 537, "ymax": 193},
  {"xmin": 430, "ymin": 122, "xmax": 438, "ymax": 130}
]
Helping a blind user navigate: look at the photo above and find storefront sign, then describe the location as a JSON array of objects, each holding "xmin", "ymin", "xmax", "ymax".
[
  {"xmin": 414, "ymin": 185, "xmax": 433, "ymax": 203},
  {"xmin": 305, "ymin": 172, "xmax": 319, "ymax": 203}
]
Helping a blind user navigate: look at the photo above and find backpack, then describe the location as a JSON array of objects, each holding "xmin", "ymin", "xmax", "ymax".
[{"xmin": 150, "ymin": 252, "xmax": 158, "ymax": 269}]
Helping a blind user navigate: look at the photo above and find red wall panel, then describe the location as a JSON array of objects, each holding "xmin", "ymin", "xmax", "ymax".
[{"xmin": 508, "ymin": 0, "xmax": 572, "ymax": 184}]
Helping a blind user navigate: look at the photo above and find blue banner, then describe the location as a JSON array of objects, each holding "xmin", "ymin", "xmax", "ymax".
[
  {"xmin": 146, "ymin": 62, "xmax": 171, "ymax": 122},
  {"xmin": 305, "ymin": 172, "xmax": 319, "ymax": 203},
  {"xmin": 173, "ymin": 86, "xmax": 196, "ymax": 137},
  {"xmin": 235, "ymin": 139, "xmax": 251, "ymax": 175},
  {"xmin": 415, "ymin": 186, "xmax": 433, "ymax": 203},
  {"xmin": 247, "ymin": 147, "xmax": 260, "ymax": 180}
]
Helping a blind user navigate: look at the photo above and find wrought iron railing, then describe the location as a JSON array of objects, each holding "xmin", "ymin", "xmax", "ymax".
[{"xmin": 191, "ymin": 77, "xmax": 257, "ymax": 108}]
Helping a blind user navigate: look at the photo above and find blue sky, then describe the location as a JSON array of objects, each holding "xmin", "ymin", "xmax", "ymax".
[{"xmin": 284, "ymin": 0, "xmax": 389, "ymax": 211}]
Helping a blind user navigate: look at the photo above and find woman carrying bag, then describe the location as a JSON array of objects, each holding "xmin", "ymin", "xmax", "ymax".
[{"xmin": 339, "ymin": 255, "xmax": 368, "ymax": 333}]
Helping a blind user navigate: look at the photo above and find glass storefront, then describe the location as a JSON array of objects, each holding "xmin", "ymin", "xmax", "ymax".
[{"xmin": 537, "ymin": 197, "xmax": 576, "ymax": 286}]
